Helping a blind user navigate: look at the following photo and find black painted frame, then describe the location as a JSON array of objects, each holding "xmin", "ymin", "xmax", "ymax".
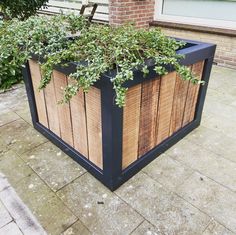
[{"xmin": 23, "ymin": 39, "xmax": 216, "ymax": 191}]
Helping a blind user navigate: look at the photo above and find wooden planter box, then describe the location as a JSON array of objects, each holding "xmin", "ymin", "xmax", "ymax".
[{"xmin": 23, "ymin": 39, "xmax": 216, "ymax": 190}]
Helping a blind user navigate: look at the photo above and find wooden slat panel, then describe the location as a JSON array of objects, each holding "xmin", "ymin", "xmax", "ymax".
[
  {"xmin": 53, "ymin": 70, "xmax": 74, "ymax": 146},
  {"xmin": 156, "ymin": 72, "xmax": 176, "ymax": 144},
  {"xmin": 70, "ymin": 90, "xmax": 88, "ymax": 158},
  {"xmin": 169, "ymin": 74, "xmax": 189, "ymax": 135},
  {"xmin": 138, "ymin": 79, "xmax": 160, "ymax": 157},
  {"xmin": 44, "ymin": 74, "xmax": 61, "ymax": 136},
  {"xmin": 182, "ymin": 61, "xmax": 204, "ymax": 126},
  {"xmin": 122, "ymin": 84, "xmax": 142, "ymax": 169},
  {"xmin": 29, "ymin": 60, "xmax": 48, "ymax": 128},
  {"xmin": 85, "ymin": 87, "xmax": 103, "ymax": 169}
]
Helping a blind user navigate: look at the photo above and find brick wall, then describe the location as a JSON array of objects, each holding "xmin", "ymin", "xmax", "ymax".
[
  {"xmin": 109, "ymin": 0, "xmax": 155, "ymax": 28},
  {"xmin": 153, "ymin": 27, "xmax": 236, "ymax": 69},
  {"xmin": 108, "ymin": 0, "xmax": 236, "ymax": 69}
]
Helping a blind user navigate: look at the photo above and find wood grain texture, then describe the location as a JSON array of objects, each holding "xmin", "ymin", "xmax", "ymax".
[
  {"xmin": 122, "ymin": 84, "xmax": 142, "ymax": 169},
  {"xmin": 156, "ymin": 72, "xmax": 176, "ymax": 145},
  {"xmin": 169, "ymin": 74, "xmax": 189, "ymax": 135},
  {"xmin": 182, "ymin": 61, "xmax": 204, "ymax": 126},
  {"xmin": 85, "ymin": 87, "xmax": 103, "ymax": 169},
  {"xmin": 53, "ymin": 70, "xmax": 74, "ymax": 146},
  {"xmin": 29, "ymin": 60, "xmax": 48, "ymax": 128},
  {"xmin": 138, "ymin": 78, "xmax": 160, "ymax": 157},
  {"xmin": 70, "ymin": 90, "xmax": 88, "ymax": 158},
  {"xmin": 44, "ymin": 73, "xmax": 61, "ymax": 136}
]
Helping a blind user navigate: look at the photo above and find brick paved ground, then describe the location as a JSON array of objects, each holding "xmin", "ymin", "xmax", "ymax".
[{"xmin": 0, "ymin": 65, "xmax": 235, "ymax": 235}]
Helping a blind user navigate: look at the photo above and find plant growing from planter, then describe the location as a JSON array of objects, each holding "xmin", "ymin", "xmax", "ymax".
[{"xmin": 1, "ymin": 14, "xmax": 216, "ymax": 190}]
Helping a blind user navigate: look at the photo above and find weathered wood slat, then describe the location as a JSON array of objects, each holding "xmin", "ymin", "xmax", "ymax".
[
  {"xmin": 85, "ymin": 87, "xmax": 103, "ymax": 169},
  {"xmin": 44, "ymin": 73, "xmax": 61, "ymax": 136},
  {"xmin": 182, "ymin": 61, "xmax": 204, "ymax": 126},
  {"xmin": 138, "ymin": 78, "xmax": 160, "ymax": 157},
  {"xmin": 156, "ymin": 72, "xmax": 176, "ymax": 144},
  {"xmin": 122, "ymin": 84, "xmax": 142, "ymax": 169},
  {"xmin": 53, "ymin": 70, "xmax": 74, "ymax": 146},
  {"xmin": 169, "ymin": 74, "xmax": 189, "ymax": 135},
  {"xmin": 70, "ymin": 89, "xmax": 88, "ymax": 158},
  {"xmin": 29, "ymin": 60, "xmax": 48, "ymax": 128}
]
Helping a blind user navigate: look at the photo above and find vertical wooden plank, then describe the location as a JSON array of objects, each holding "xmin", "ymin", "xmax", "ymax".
[
  {"xmin": 28, "ymin": 60, "xmax": 48, "ymax": 128},
  {"xmin": 53, "ymin": 70, "xmax": 74, "ymax": 146},
  {"xmin": 138, "ymin": 78, "xmax": 160, "ymax": 157},
  {"xmin": 156, "ymin": 72, "xmax": 176, "ymax": 145},
  {"xmin": 169, "ymin": 74, "xmax": 189, "ymax": 135},
  {"xmin": 70, "ymin": 90, "xmax": 88, "ymax": 158},
  {"xmin": 122, "ymin": 84, "xmax": 142, "ymax": 169},
  {"xmin": 182, "ymin": 61, "xmax": 204, "ymax": 126},
  {"xmin": 85, "ymin": 87, "xmax": 103, "ymax": 169},
  {"xmin": 44, "ymin": 74, "xmax": 61, "ymax": 137}
]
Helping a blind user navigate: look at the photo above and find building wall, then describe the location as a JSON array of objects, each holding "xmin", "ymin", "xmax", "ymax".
[
  {"xmin": 109, "ymin": 0, "xmax": 155, "ymax": 28},
  {"xmin": 153, "ymin": 27, "xmax": 236, "ymax": 69}
]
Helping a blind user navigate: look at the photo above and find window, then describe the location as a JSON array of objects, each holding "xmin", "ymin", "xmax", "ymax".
[{"xmin": 155, "ymin": 0, "xmax": 236, "ymax": 29}]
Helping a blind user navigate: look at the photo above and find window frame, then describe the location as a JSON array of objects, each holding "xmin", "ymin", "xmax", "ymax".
[{"xmin": 154, "ymin": 0, "xmax": 236, "ymax": 30}]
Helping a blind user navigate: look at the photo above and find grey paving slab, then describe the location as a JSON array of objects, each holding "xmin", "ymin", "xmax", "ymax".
[
  {"xmin": 201, "ymin": 114, "xmax": 236, "ymax": 141},
  {"xmin": 167, "ymin": 139, "xmax": 236, "ymax": 192},
  {"xmin": 0, "ymin": 150, "xmax": 33, "ymax": 187},
  {"xmin": 21, "ymin": 142, "xmax": 86, "ymax": 192},
  {"xmin": 202, "ymin": 220, "xmax": 235, "ymax": 235},
  {"xmin": 0, "ymin": 173, "xmax": 10, "ymax": 192},
  {"xmin": 142, "ymin": 154, "xmax": 193, "ymax": 191},
  {"xmin": 14, "ymin": 173, "xmax": 76, "ymax": 235},
  {"xmin": 116, "ymin": 172, "xmax": 210, "ymax": 235},
  {"xmin": 62, "ymin": 220, "xmax": 91, "ymax": 235},
  {"xmin": 131, "ymin": 220, "xmax": 160, "ymax": 235},
  {"xmin": 0, "ymin": 200, "xmax": 12, "ymax": 229},
  {"xmin": 185, "ymin": 126, "xmax": 236, "ymax": 163},
  {"xmin": 0, "ymin": 222, "xmax": 23, "ymax": 235},
  {"xmin": 0, "ymin": 187, "xmax": 46, "ymax": 235},
  {"xmin": 0, "ymin": 119, "xmax": 47, "ymax": 155},
  {"xmin": 57, "ymin": 173, "xmax": 143, "ymax": 235},
  {"xmin": 0, "ymin": 173, "xmax": 46, "ymax": 235},
  {"xmin": 0, "ymin": 109, "xmax": 20, "ymax": 127},
  {"xmin": 175, "ymin": 172, "xmax": 236, "ymax": 233}
]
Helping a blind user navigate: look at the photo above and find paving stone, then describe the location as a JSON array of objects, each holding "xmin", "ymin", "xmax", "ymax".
[
  {"xmin": 0, "ymin": 173, "xmax": 10, "ymax": 192},
  {"xmin": 21, "ymin": 142, "xmax": 86, "ymax": 192},
  {"xmin": 0, "ymin": 119, "xmax": 47, "ymax": 155},
  {"xmin": 57, "ymin": 173, "xmax": 143, "ymax": 235},
  {"xmin": 203, "ymin": 99, "xmax": 236, "ymax": 121},
  {"xmin": 15, "ymin": 173, "xmax": 77, "ymax": 235},
  {"xmin": 0, "ymin": 186, "xmax": 46, "ymax": 235},
  {"xmin": 185, "ymin": 126, "xmax": 236, "ymax": 163},
  {"xmin": 175, "ymin": 172, "xmax": 236, "ymax": 233},
  {"xmin": 131, "ymin": 220, "xmax": 160, "ymax": 235},
  {"xmin": 62, "ymin": 220, "xmax": 91, "ymax": 235},
  {"xmin": 0, "ymin": 222, "xmax": 23, "ymax": 235},
  {"xmin": 0, "ymin": 109, "xmax": 19, "ymax": 127},
  {"xmin": 202, "ymin": 220, "xmax": 235, "ymax": 235},
  {"xmin": 167, "ymin": 139, "xmax": 236, "ymax": 192},
  {"xmin": 0, "ymin": 200, "xmax": 12, "ymax": 228},
  {"xmin": 201, "ymin": 114, "xmax": 236, "ymax": 141},
  {"xmin": 13, "ymin": 102, "xmax": 32, "ymax": 126},
  {"xmin": 0, "ymin": 150, "xmax": 33, "ymax": 187},
  {"xmin": 142, "ymin": 154, "xmax": 193, "ymax": 190},
  {"xmin": 116, "ymin": 172, "xmax": 210, "ymax": 235},
  {"xmin": 0, "ymin": 85, "xmax": 28, "ymax": 111}
]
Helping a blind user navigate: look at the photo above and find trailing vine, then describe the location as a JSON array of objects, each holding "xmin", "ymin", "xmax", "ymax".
[{"xmin": 0, "ymin": 14, "xmax": 202, "ymax": 106}]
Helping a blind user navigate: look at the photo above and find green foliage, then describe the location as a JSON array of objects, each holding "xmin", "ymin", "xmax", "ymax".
[
  {"xmin": 0, "ymin": 14, "xmax": 87, "ymax": 90},
  {"xmin": 0, "ymin": 0, "xmax": 48, "ymax": 20},
  {"xmin": 0, "ymin": 14, "xmax": 201, "ymax": 106}
]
